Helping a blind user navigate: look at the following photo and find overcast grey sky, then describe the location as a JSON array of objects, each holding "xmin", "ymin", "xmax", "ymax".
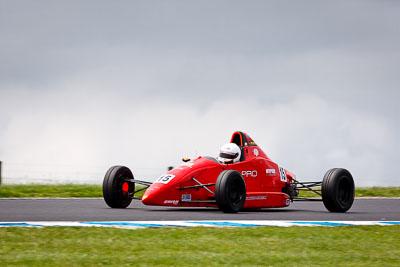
[{"xmin": 1, "ymin": 1, "xmax": 399, "ymax": 185}]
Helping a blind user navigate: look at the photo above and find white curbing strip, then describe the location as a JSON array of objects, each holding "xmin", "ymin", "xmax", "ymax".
[{"xmin": 0, "ymin": 220, "xmax": 399, "ymax": 229}]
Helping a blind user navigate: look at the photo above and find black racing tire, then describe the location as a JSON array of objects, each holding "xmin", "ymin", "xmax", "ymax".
[
  {"xmin": 322, "ymin": 168, "xmax": 355, "ymax": 212},
  {"xmin": 103, "ymin": 166, "xmax": 134, "ymax": 208},
  {"xmin": 215, "ymin": 170, "xmax": 246, "ymax": 213}
]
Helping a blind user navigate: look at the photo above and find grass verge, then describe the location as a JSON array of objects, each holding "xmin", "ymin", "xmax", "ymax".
[
  {"xmin": 0, "ymin": 184, "xmax": 145, "ymax": 198},
  {"xmin": 0, "ymin": 184, "xmax": 399, "ymax": 198},
  {"xmin": 0, "ymin": 184, "xmax": 103, "ymax": 198},
  {"xmin": 298, "ymin": 186, "xmax": 400, "ymax": 198},
  {"xmin": 354, "ymin": 187, "xmax": 400, "ymax": 197},
  {"xmin": 1, "ymin": 226, "xmax": 399, "ymax": 266}
]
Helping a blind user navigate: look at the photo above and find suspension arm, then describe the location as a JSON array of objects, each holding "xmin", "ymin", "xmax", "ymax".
[
  {"xmin": 177, "ymin": 177, "xmax": 216, "ymax": 195},
  {"xmin": 290, "ymin": 180, "xmax": 322, "ymax": 196}
]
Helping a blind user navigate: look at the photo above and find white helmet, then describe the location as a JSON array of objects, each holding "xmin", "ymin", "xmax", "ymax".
[{"xmin": 218, "ymin": 143, "xmax": 241, "ymax": 163}]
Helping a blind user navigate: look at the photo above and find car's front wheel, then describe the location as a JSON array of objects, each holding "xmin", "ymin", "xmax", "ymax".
[
  {"xmin": 215, "ymin": 170, "xmax": 246, "ymax": 213},
  {"xmin": 321, "ymin": 168, "xmax": 355, "ymax": 212},
  {"xmin": 103, "ymin": 166, "xmax": 134, "ymax": 208}
]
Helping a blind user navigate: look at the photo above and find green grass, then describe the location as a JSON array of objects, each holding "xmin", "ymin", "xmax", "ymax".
[
  {"xmin": 1, "ymin": 226, "xmax": 399, "ymax": 266},
  {"xmin": 0, "ymin": 184, "xmax": 103, "ymax": 198},
  {"xmin": 355, "ymin": 187, "xmax": 400, "ymax": 197},
  {"xmin": 0, "ymin": 184, "xmax": 399, "ymax": 198},
  {"xmin": 299, "ymin": 187, "xmax": 400, "ymax": 197},
  {"xmin": 297, "ymin": 187, "xmax": 400, "ymax": 198},
  {"xmin": 0, "ymin": 184, "xmax": 146, "ymax": 198}
]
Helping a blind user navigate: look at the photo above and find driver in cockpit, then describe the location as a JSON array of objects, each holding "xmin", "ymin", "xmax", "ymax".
[{"xmin": 217, "ymin": 143, "xmax": 241, "ymax": 164}]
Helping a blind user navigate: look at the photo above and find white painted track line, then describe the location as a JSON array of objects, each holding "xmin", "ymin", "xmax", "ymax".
[{"xmin": 0, "ymin": 220, "xmax": 399, "ymax": 229}]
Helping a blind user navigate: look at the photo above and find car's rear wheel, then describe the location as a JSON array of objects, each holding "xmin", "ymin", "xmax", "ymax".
[
  {"xmin": 215, "ymin": 170, "xmax": 246, "ymax": 213},
  {"xmin": 103, "ymin": 166, "xmax": 134, "ymax": 208},
  {"xmin": 321, "ymin": 168, "xmax": 355, "ymax": 212}
]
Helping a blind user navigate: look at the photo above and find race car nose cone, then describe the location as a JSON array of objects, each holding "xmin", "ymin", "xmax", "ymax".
[
  {"xmin": 141, "ymin": 181, "xmax": 179, "ymax": 206},
  {"xmin": 141, "ymin": 193, "xmax": 149, "ymax": 203},
  {"xmin": 141, "ymin": 190, "xmax": 154, "ymax": 205},
  {"xmin": 141, "ymin": 186, "xmax": 162, "ymax": 206}
]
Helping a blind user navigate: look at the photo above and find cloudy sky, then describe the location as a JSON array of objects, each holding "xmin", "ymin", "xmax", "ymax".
[{"xmin": 0, "ymin": 1, "xmax": 399, "ymax": 185}]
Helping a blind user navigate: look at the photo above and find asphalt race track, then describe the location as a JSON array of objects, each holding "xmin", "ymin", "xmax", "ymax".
[{"xmin": 0, "ymin": 198, "xmax": 399, "ymax": 222}]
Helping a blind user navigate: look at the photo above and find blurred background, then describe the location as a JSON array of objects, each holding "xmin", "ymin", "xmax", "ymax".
[{"xmin": 1, "ymin": 1, "xmax": 399, "ymax": 186}]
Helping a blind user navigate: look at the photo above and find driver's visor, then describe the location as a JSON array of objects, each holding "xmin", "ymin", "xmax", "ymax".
[{"xmin": 219, "ymin": 152, "xmax": 238, "ymax": 159}]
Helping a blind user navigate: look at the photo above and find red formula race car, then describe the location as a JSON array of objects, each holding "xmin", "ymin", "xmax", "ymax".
[{"xmin": 103, "ymin": 131, "xmax": 355, "ymax": 213}]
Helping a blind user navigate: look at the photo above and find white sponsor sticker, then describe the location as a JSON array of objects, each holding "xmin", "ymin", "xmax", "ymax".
[
  {"xmin": 246, "ymin": 196, "xmax": 267, "ymax": 200},
  {"xmin": 253, "ymin": 148, "xmax": 259, "ymax": 156},
  {"xmin": 163, "ymin": 200, "xmax": 179, "ymax": 205},
  {"xmin": 266, "ymin": 169, "xmax": 276, "ymax": 176},
  {"xmin": 155, "ymin": 174, "xmax": 176, "ymax": 184},
  {"xmin": 242, "ymin": 170, "xmax": 258, "ymax": 177},
  {"xmin": 279, "ymin": 167, "xmax": 287, "ymax": 182}
]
